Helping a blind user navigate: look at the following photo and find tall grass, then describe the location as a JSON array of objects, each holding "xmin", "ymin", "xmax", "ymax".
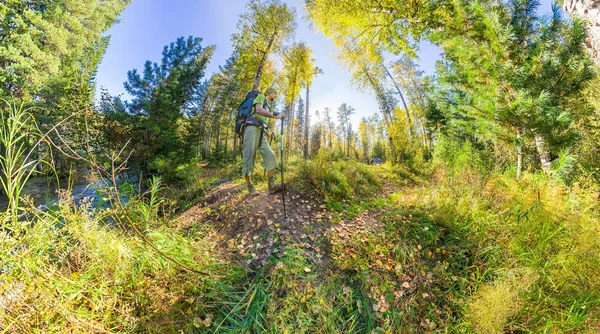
[
  {"xmin": 0, "ymin": 178, "xmax": 236, "ymax": 332},
  {"xmin": 0, "ymin": 99, "xmax": 49, "ymax": 223},
  {"xmin": 0, "ymin": 101, "xmax": 230, "ymax": 332},
  {"xmin": 405, "ymin": 141, "xmax": 600, "ymax": 333},
  {"xmin": 291, "ymin": 151, "xmax": 381, "ymax": 201}
]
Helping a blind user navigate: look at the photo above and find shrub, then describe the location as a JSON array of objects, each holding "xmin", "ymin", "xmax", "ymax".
[{"xmin": 292, "ymin": 153, "xmax": 381, "ymax": 201}]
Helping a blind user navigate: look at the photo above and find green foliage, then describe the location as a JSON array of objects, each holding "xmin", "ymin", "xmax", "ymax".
[
  {"xmin": 408, "ymin": 157, "xmax": 600, "ymax": 332},
  {"xmin": 0, "ymin": 99, "xmax": 49, "ymax": 223},
  {"xmin": 0, "ymin": 0, "xmax": 129, "ymax": 100},
  {"xmin": 432, "ymin": 134, "xmax": 495, "ymax": 179},
  {"xmin": 232, "ymin": 0, "xmax": 296, "ymax": 90},
  {"xmin": 306, "ymin": 0, "xmax": 447, "ymax": 58},
  {"xmin": 292, "ymin": 152, "xmax": 381, "ymax": 201},
  {"xmin": 0, "ymin": 188, "xmax": 227, "ymax": 332},
  {"xmin": 468, "ymin": 268, "xmax": 539, "ymax": 334},
  {"xmin": 0, "ymin": 1, "xmax": 130, "ymax": 175},
  {"xmin": 429, "ymin": 1, "xmax": 595, "ymax": 176},
  {"xmin": 124, "ymin": 36, "xmax": 215, "ymax": 166}
]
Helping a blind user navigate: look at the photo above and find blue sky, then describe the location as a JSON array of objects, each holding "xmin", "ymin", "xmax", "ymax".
[{"xmin": 96, "ymin": 0, "xmax": 558, "ymax": 128}]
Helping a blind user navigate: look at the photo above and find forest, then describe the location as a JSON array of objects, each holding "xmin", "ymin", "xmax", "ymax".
[{"xmin": 1, "ymin": 0, "xmax": 600, "ymax": 332}]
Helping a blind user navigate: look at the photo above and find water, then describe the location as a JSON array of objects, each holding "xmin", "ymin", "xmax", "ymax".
[{"xmin": 0, "ymin": 172, "xmax": 140, "ymax": 212}]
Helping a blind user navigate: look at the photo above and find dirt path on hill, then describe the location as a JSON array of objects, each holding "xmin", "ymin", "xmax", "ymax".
[{"xmin": 176, "ymin": 175, "xmax": 402, "ymax": 270}]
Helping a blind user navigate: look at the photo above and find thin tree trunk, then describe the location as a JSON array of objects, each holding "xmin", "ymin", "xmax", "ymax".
[
  {"xmin": 516, "ymin": 129, "xmax": 523, "ymax": 181},
  {"xmin": 252, "ymin": 33, "xmax": 276, "ymax": 91},
  {"xmin": 418, "ymin": 120, "xmax": 428, "ymax": 149},
  {"xmin": 535, "ymin": 134, "xmax": 551, "ymax": 173},
  {"xmin": 304, "ymin": 85, "xmax": 310, "ymax": 159},
  {"xmin": 365, "ymin": 68, "xmax": 398, "ymax": 163},
  {"xmin": 382, "ymin": 63, "xmax": 414, "ymax": 135},
  {"xmin": 287, "ymin": 93, "xmax": 295, "ymax": 159}
]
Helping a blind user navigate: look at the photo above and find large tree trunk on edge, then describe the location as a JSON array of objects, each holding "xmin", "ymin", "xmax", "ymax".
[{"xmin": 563, "ymin": 0, "xmax": 600, "ymax": 65}]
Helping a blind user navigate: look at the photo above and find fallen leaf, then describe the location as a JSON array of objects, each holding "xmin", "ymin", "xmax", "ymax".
[
  {"xmin": 304, "ymin": 266, "xmax": 312, "ymax": 273},
  {"xmin": 377, "ymin": 295, "xmax": 390, "ymax": 312},
  {"xmin": 402, "ymin": 282, "xmax": 411, "ymax": 289},
  {"xmin": 202, "ymin": 313, "xmax": 213, "ymax": 328}
]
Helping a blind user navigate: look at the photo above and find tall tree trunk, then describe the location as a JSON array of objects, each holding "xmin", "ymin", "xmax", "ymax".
[
  {"xmin": 347, "ymin": 124, "xmax": 351, "ymax": 157},
  {"xmin": 304, "ymin": 85, "xmax": 310, "ymax": 159},
  {"xmin": 365, "ymin": 69, "xmax": 398, "ymax": 163},
  {"xmin": 418, "ymin": 120, "xmax": 428, "ymax": 149},
  {"xmin": 563, "ymin": 0, "xmax": 600, "ymax": 65},
  {"xmin": 535, "ymin": 134, "xmax": 551, "ymax": 173},
  {"xmin": 410, "ymin": 77, "xmax": 433, "ymax": 152},
  {"xmin": 252, "ymin": 33, "xmax": 277, "ymax": 91},
  {"xmin": 516, "ymin": 129, "xmax": 523, "ymax": 181},
  {"xmin": 382, "ymin": 63, "xmax": 414, "ymax": 135},
  {"xmin": 215, "ymin": 123, "xmax": 221, "ymax": 154},
  {"xmin": 286, "ymin": 93, "xmax": 295, "ymax": 159}
]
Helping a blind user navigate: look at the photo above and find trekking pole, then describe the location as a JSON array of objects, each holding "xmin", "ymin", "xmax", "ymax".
[{"xmin": 278, "ymin": 115, "xmax": 287, "ymax": 219}]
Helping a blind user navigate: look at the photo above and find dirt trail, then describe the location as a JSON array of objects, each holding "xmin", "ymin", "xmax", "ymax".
[{"xmin": 177, "ymin": 176, "xmax": 401, "ymax": 269}]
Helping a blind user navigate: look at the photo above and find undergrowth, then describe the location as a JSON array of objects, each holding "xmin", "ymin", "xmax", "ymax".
[
  {"xmin": 2, "ymin": 146, "xmax": 599, "ymax": 332},
  {"xmin": 392, "ymin": 144, "xmax": 600, "ymax": 333}
]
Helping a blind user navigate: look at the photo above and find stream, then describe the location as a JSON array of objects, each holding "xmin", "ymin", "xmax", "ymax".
[{"xmin": 0, "ymin": 172, "xmax": 140, "ymax": 212}]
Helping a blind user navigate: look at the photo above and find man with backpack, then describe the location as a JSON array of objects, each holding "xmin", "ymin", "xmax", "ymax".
[{"xmin": 241, "ymin": 87, "xmax": 285, "ymax": 196}]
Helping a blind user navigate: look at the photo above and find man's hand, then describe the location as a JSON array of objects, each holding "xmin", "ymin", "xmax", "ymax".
[
  {"xmin": 266, "ymin": 132, "xmax": 275, "ymax": 140},
  {"xmin": 273, "ymin": 112, "xmax": 285, "ymax": 120}
]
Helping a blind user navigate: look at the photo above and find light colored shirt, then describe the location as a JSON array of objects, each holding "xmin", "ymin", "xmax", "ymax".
[{"xmin": 251, "ymin": 94, "xmax": 272, "ymax": 123}]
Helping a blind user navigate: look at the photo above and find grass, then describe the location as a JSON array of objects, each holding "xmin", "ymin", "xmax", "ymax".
[
  {"xmin": 2, "ymin": 131, "xmax": 599, "ymax": 332},
  {"xmin": 394, "ymin": 164, "xmax": 600, "ymax": 333}
]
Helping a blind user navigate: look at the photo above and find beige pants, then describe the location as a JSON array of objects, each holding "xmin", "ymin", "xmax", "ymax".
[{"xmin": 242, "ymin": 125, "xmax": 278, "ymax": 176}]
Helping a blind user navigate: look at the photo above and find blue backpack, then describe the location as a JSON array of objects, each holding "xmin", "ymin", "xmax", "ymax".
[{"xmin": 235, "ymin": 90, "xmax": 261, "ymax": 137}]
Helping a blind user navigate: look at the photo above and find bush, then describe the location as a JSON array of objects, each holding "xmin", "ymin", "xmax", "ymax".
[
  {"xmin": 292, "ymin": 153, "xmax": 381, "ymax": 201},
  {"xmin": 413, "ymin": 158, "xmax": 600, "ymax": 332}
]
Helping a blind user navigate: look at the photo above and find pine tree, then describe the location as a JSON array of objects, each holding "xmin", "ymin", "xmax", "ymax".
[
  {"xmin": 124, "ymin": 36, "xmax": 215, "ymax": 166},
  {"xmin": 429, "ymin": 0, "xmax": 594, "ymax": 179},
  {"xmin": 0, "ymin": 0, "xmax": 130, "ymax": 100}
]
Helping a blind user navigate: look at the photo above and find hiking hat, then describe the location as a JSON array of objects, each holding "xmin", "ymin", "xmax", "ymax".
[{"xmin": 265, "ymin": 87, "xmax": 277, "ymax": 95}]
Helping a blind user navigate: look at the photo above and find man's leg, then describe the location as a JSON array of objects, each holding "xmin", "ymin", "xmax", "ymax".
[
  {"xmin": 242, "ymin": 126, "xmax": 259, "ymax": 196},
  {"xmin": 258, "ymin": 134, "xmax": 283, "ymax": 193}
]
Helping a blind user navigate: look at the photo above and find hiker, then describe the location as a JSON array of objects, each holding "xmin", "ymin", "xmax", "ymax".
[{"xmin": 242, "ymin": 87, "xmax": 285, "ymax": 196}]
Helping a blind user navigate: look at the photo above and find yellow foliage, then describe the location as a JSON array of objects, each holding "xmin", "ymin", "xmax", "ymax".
[{"xmin": 469, "ymin": 268, "xmax": 539, "ymax": 334}]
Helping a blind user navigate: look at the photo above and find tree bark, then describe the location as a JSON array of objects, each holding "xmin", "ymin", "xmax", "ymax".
[
  {"xmin": 535, "ymin": 134, "xmax": 551, "ymax": 173},
  {"xmin": 382, "ymin": 63, "xmax": 414, "ymax": 135},
  {"xmin": 563, "ymin": 0, "xmax": 600, "ymax": 65},
  {"xmin": 304, "ymin": 85, "xmax": 310, "ymax": 159},
  {"xmin": 252, "ymin": 33, "xmax": 276, "ymax": 91},
  {"xmin": 516, "ymin": 129, "xmax": 523, "ymax": 181}
]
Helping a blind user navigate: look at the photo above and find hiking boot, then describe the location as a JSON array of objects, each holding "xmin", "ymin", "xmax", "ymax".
[
  {"xmin": 247, "ymin": 183, "xmax": 259, "ymax": 197},
  {"xmin": 268, "ymin": 182, "xmax": 285, "ymax": 194}
]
